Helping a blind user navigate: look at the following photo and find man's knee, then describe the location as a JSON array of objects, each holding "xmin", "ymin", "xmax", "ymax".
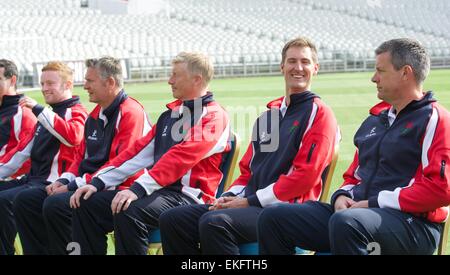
[
  {"xmin": 257, "ymin": 206, "xmax": 282, "ymax": 230},
  {"xmin": 159, "ymin": 208, "xmax": 178, "ymax": 230},
  {"xmin": 329, "ymin": 210, "xmax": 364, "ymax": 235},
  {"xmin": 113, "ymin": 203, "xmax": 140, "ymax": 225},
  {"xmin": 42, "ymin": 194, "xmax": 68, "ymax": 218},
  {"xmin": 12, "ymin": 189, "xmax": 37, "ymax": 214},
  {"xmin": 198, "ymin": 211, "xmax": 230, "ymax": 235}
]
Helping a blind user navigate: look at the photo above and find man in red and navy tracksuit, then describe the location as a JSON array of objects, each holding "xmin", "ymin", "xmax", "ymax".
[
  {"xmin": 13, "ymin": 56, "xmax": 151, "ymax": 255},
  {"xmin": 258, "ymin": 38, "xmax": 450, "ymax": 255},
  {"xmin": 69, "ymin": 52, "xmax": 230, "ymax": 255},
  {"xmin": 0, "ymin": 61, "xmax": 87, "ymax": 255},
  {"xmin": 159, "ymin": 38, "xmax": 339, "ymax": 254},
  {"xmin": 0, "ymin": 59, "xmax": 37, "ymax": 178}
]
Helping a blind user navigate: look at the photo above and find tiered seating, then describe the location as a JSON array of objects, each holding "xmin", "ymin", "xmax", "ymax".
[{"xmin": 0, "ymin": 0, "xmax": 449, "ymax": 80}]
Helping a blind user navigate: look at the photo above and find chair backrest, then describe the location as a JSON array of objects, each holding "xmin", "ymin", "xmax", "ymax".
[
  {"xmin": 438, "ymin": 214, "xmax": 449, "ymax": 255},
  {"xmin": 319, "ymin": 144, "xmax": 339, "ymax": 203},
  {"xmin": 215, "ymin": 131, "xmax": 241, "ymax": 198}
]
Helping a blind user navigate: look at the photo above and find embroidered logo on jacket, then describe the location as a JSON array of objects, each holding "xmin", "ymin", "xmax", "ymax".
[
  {"xmin": 88, "ymin": 130, "xmax": 98, "ymax": 141},
  {"xmin": 289, "ymin": 120, "xmax": 300, "ymax": 133},
  {"xmin": 35, "ymin": 125, "xmax": 42, "ymax": 136},
  {"xmin": 162, "ymin": 125, "xmax": 168, "ymax": 137},
  {"xmin": 365, "ymin": 127, "xmax": 377, "ymax": 138},
  {"xmin": 259, "ymin": 131, "xmax": 270, "ymax": 144},
  {"xmin": 400, "ymin": 121, "xmax": 414, "ymax": 135}
]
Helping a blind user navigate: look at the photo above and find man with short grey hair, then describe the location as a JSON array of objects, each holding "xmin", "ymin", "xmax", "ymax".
[
  {"xmin": 257, "ymin": 38, "xmax": 450, "ymax": 255},
  {"xmin": 69, "ymin": 52, "xmax": 230, "ymax": 255}
]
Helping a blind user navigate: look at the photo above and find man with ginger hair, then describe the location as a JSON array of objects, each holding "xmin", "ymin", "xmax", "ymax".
[{"xmin": 0, "ymin": 61, "xmax": 88, "ymax": 255}]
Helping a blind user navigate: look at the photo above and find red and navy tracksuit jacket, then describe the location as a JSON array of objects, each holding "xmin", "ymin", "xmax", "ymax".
[
  {"xmin": 0, "ymin": 96, "xmax": 87, "ymax": 182},
  {"xmin": 58, "ymin": 90, "xmax": 152, "ymax": 191},
  {"xmin": 331, "ymin": 92, "xmax": 450, "ymax": 223},
  {"xmin": 224, "ymin": 91, "xmax": 339, "ymax": 207},
  {"xmin": 90, "ymin": 92, "xmax": 230, "ymax": 204},
  {"xmin": 0, "ymin": 95, "xmax": 37, "ymax": 176}
]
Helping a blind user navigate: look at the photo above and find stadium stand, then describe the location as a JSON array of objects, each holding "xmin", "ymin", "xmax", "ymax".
[{"xmin": 0, "ymin": 0, "xmax": 449, "ymax": 86}]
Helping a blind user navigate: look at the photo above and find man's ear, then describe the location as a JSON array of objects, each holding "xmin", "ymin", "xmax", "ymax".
[
  {"xmin": 402, "ymin": 65, "xmax": 414, "ymax": 80},
  {"xmin": 313, "ymin": 63, "xmax": 320, "ymax": 76},
  {"xmin": 106, "ymin": 76, "xmax": 116, "ymax": 88},
  {"xmin": 65, "ymin": 80, "xmax": 73, "ymax": 91},
  {"xmin": 10, "ymin": 75, "xmax": 17, "ymax": 88},
  {"xmin": 193, "ymin": 74, "xmax": 203, "ymax": 86}
]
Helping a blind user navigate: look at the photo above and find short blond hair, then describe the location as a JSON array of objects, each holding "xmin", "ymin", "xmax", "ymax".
[
  {"xmin": 172, "ymin": 52, "xmax": 214, "ymax": 85},
  {"xmin": 42, "ymin": 61, "xmax": 74, "ymax": 83},
  {"xmin": 281, "ymin": 37, "xmax": 318, "ymax": 65}
]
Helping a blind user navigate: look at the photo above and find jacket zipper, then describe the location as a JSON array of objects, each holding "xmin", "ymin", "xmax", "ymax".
[
  {"xmin": 364, "ymin": 118, "xmax": 391, "ymax": 199},
  {"xmin": 441, "ymin": 160, "xmax": 446, "ymax": 179},
  {"xmin": 307, "ymin": 143, "xmax": 316, "ymax": 163}
]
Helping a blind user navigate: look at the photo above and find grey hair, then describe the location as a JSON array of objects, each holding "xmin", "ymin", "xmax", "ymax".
[
  {"xmin": 85, "ymin": 56, "xmax": 123, "ymax": 88},
  {"xmin": 375, "ymin": 38, "xmax": 430, "ymax": 84}
]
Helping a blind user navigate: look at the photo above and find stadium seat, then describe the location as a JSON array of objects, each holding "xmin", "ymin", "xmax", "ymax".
[{"xmin": 238, "ymin": 143, "xmax": 340, "ymax": 255}]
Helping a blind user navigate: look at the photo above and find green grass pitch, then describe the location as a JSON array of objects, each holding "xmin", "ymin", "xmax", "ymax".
[{"xmin": 23, "ymin": 69, "xmax": 450, "ymax": 254}]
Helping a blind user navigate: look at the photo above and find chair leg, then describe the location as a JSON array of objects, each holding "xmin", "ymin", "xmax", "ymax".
[
  {"xmin": 14, "ymin": 238, "xmax": 23, "ymax": 255},
  {"xmin": 147, "ymin": 243, "xmax": 163, "ymax": 255}
]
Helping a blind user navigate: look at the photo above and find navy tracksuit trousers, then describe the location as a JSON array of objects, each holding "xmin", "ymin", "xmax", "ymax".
[
  {"xmin": 72, "ymin": 188, "xmax": 194, "ymax": 255},
  {"xmin": 257, "ymin": 201, "xmax": 442, "ymax": 255},
  {"xmin": 160, "ymin": 204, "xmax": 263, "ymax": 255}
]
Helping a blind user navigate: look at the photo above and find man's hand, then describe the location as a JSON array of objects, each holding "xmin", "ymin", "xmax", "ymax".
[
  {"xmin": 349, "ymin": 200, "xmax": 369, "ymax": 209},
  {"xmin": 209, "ymin": 196, "xmax": 249, "ymax": 210},
  {"xmin": 111, "ymin": 190, "xmax": 138, "ymax": 214},
  {"xmin": 70, "ymin": 185, "xmax": 98, "ymax": 208},
  {"xmin": 334, "ymin": 195, "xmax": 356, "ymax": 212},
  {"xmin": 46, "ymin": 181, "xmax": 64, "ymax": 195},
  {"xmin": 52, "ymin": 185, "xmax": 68, "ymax": 195},
  {"xmin": 19, "ymin": 96, "xmax": 38, "ymax": 109}
]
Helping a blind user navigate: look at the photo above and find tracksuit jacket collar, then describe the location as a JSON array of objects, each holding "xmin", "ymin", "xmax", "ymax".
[
  {"xmin": 166, "ymin": 92, "xmax": 214, "ymax": 114},
  {"xmin": 267, "ymin": 91, "xmax": 319, "ymax": 110},
  {"xmin": 49, "ymin": 96, "xmax": 81, "ymax": 112},
  {"xmin": 0, "ymin": 94, "xmax": 23, "ymax": 108},
  {"xmin": 101, "ymin": 90, "xmax": 128, "ymax": 119},
  {"xmin": 370, "ymin": 91, "xmax": 436, "ymax": 116}
]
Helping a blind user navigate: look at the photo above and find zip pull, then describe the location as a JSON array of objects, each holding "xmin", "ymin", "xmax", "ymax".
[
  {"xmin": 307, "ymin": 143, "xmax": 316, "ymax": 163},
  {"xmin": 440, "ymin": 160, "xmax": 446, "ymax": 179}
]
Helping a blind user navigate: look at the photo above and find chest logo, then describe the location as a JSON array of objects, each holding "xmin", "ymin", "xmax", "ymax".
[
  {"xmin": 162, "ymin": 125, "xmax": 168, "ymax": 137},
  {"xmin": 365, "ymin": 127, "xmax": 377, "ymax": 138},
  {"xmin": 88, "ymin": 130, "xmax": 98, "ymax": 141},
  {"xmin": 35, "ymin": 125, "xmax": 42, "ymax": 136},
  {"xmin": 400, "ymin": 122, "xmax": 414, "ymax": 135},
  {"xmin": 259, "ymin": 131, "xmax": 270, "ymax": 144},
  {"xmin": 289, "ymin": 120, "xmax": 300, "ymax": 133}
]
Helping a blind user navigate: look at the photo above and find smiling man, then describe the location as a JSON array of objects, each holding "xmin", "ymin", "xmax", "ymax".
[
  {"xmin": 0, "ymin": 61, "xmax": 88, "ymax": 255},
  {"xmin": 159, "ymin": 37, "xmax": 339, "ymax": 255},
  {"xmin": 257, "ymin": 38, "xmax": 450, "ymax": 255},
  {"xmin": 12, "ymin": 56, "xmax": 151, "ymax": 255}
]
